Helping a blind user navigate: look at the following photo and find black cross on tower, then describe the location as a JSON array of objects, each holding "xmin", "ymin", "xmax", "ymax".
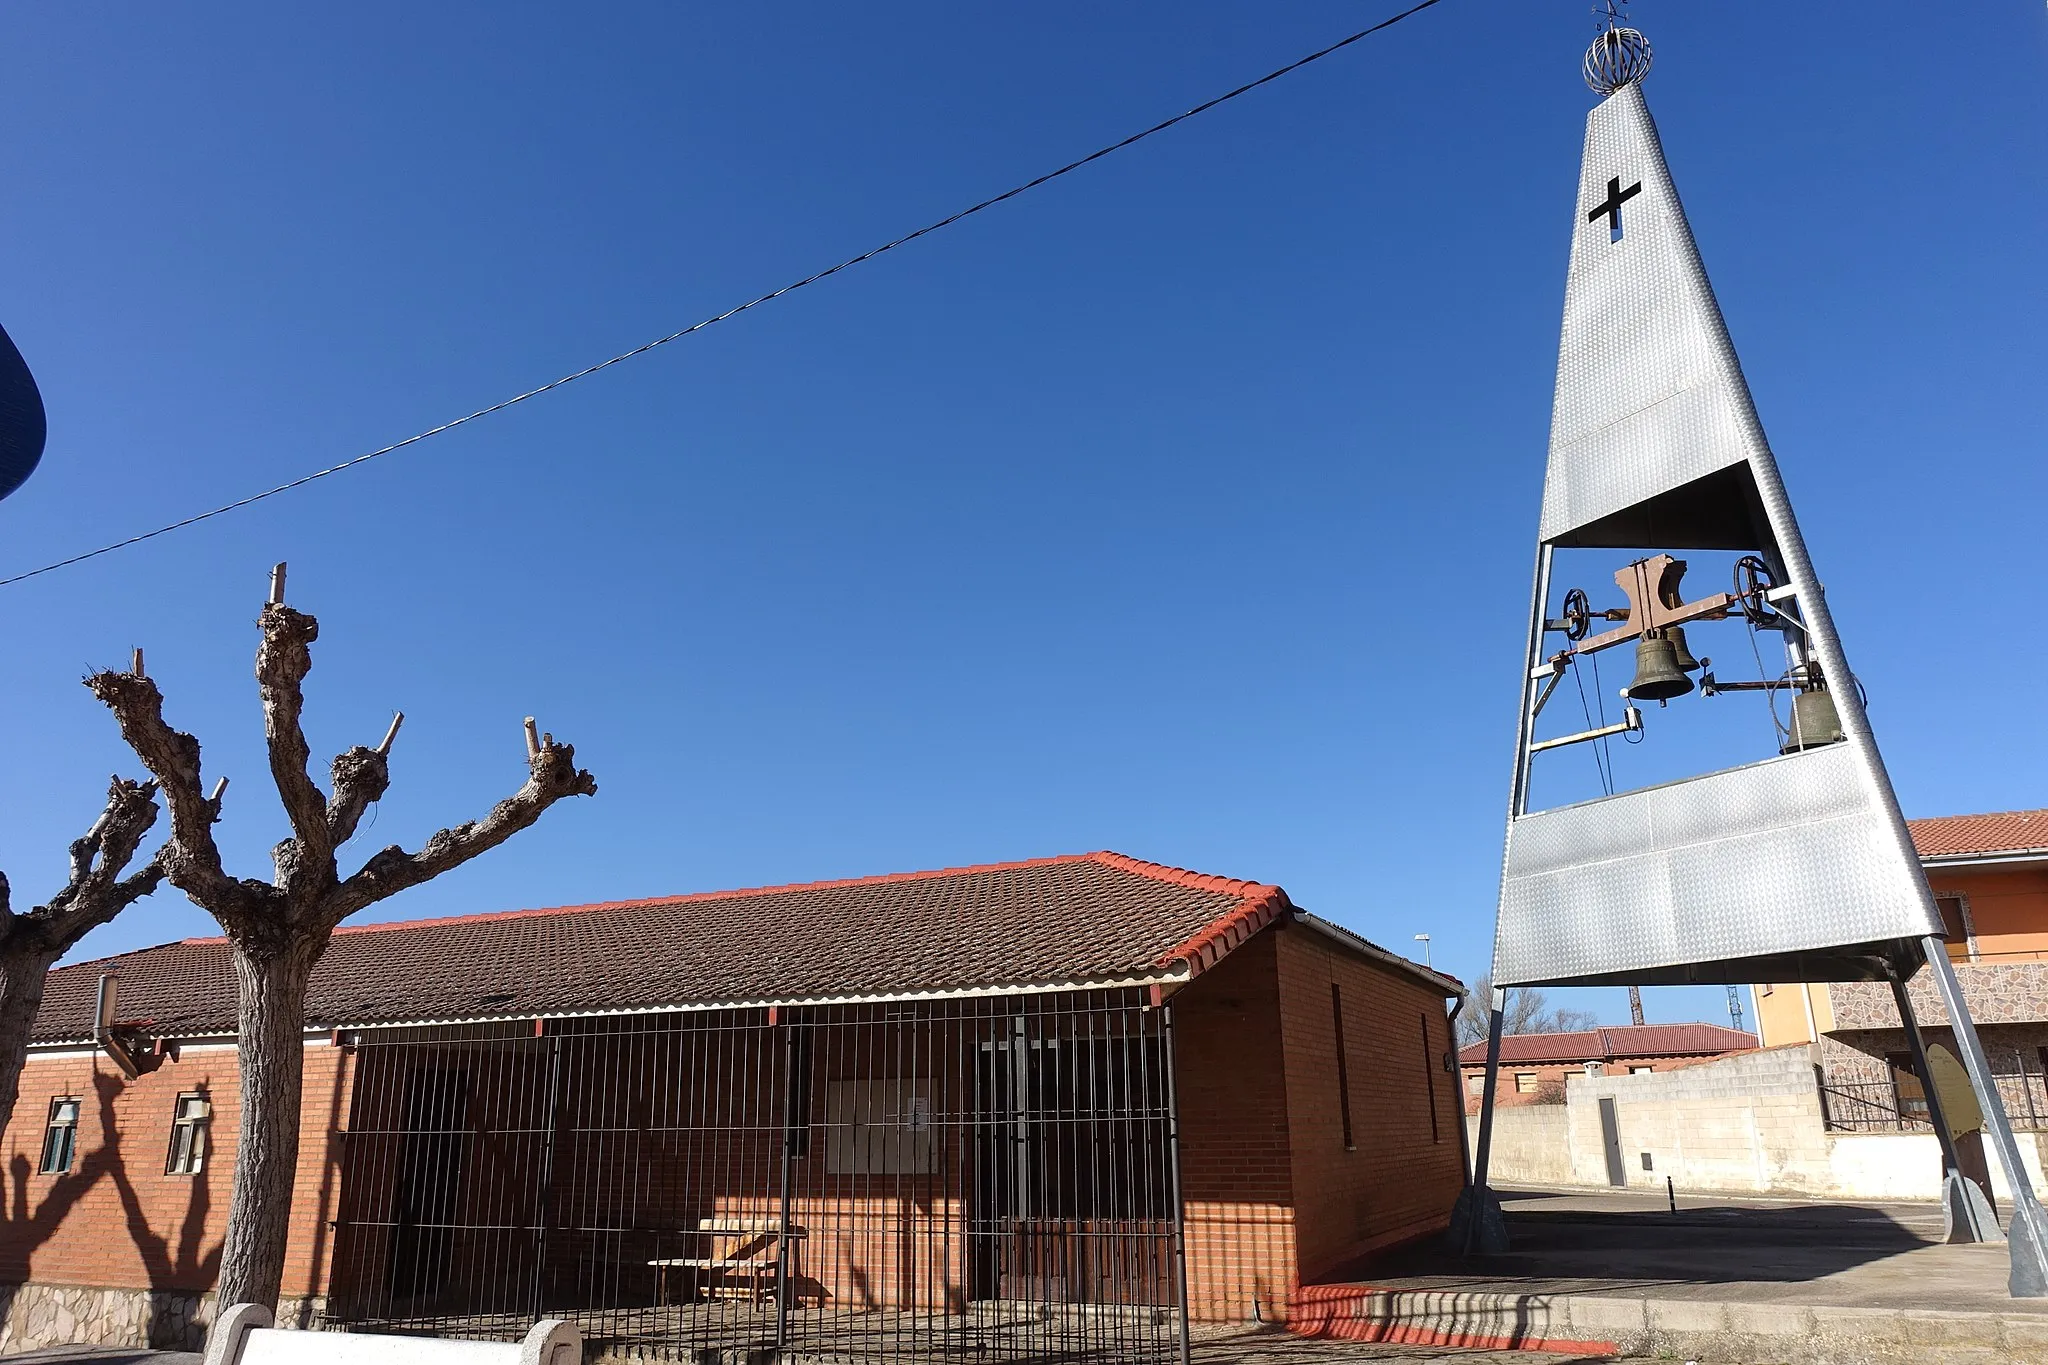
[{"xmin": 1588, "ymin": 175, "xmax": 1642, "ymax": 242}]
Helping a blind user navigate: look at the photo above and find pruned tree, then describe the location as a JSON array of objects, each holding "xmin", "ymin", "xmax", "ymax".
[
  {"xmin": 87, "ymin": 565, "xmax": 597, "ymax": 1312},
  {"xmin": 1454, "ymin": 972, "xmax": 1601, "ymax": 1046},
  {"xmin": 0, "ymin": 770, "xmax": 166, "ymax": 1134}
]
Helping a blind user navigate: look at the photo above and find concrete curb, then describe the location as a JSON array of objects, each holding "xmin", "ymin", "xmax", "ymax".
[{"xmin": 1289, "ymin": 1284, "xmax": 2048, "ymax": 1364}]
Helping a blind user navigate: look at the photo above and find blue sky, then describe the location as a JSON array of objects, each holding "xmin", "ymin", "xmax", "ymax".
[{"xmin": 0, "ymin": 2, "xmax": 2042, "ymax": 1028}]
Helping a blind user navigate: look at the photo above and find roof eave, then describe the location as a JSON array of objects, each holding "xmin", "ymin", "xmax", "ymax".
[
  {"xmin": 1291, "ymin": 912, "xmax": 1464, "ymax": 997},
  {"xmin": 1921, "ymin": 848, "xmax": 2048, "ymax": 869}
]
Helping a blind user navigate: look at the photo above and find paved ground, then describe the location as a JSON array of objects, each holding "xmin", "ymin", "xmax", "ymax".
[
  {"xmin": 29, "ymin": 1191, "xmax": 2012, "ymax": 1364},
  {"xmin": 0, "ymin": 1345, "xmax": 1653, "ymax": 1365},
  {"xmin": 1197, "ymin": 1328, "xmax": 1644, "ymax": 1362},
  {"xmin": 1, "ymin": 1350, "xmax": 199, "ymax": 1364},
  {"xmin": 1332, "ymin": 1184, "xmax": 2042, "ymax": 1316}
]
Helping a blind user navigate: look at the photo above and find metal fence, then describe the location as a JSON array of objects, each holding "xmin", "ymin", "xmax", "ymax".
[
  {"xmin": 322, "ymin": 989, "xmax": 1190, "ymax": 1363},
  {"xmin": 1819, "ymin": 1070, "xmax": 2048, "ymax": 1133}
]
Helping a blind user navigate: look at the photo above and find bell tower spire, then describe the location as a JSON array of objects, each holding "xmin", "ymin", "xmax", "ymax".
[{"xmin": 1451, "ymin": 17, "xmax": 2048, "ymax": 1298}]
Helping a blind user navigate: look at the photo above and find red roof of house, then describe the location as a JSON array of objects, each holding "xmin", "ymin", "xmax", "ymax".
[
  {"xmin": 1457, "ymin": 1022, "xmax": 1756, "ymax": 1066},
  {"xmin": 36, "ymin": 851, "xmax": 1452, "ymax": 1043},
  {"xmin": 1908, "ymin": 808, "xmax": 2048, "ymax": 861}
]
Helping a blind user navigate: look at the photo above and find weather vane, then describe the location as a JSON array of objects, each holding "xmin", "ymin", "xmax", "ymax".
[{"xmin": 1584, "ymin": 1, "xmax": 1653, "ymax": 94}]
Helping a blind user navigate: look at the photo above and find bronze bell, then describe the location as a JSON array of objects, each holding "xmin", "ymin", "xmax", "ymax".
[
  {"xmin": 1665, "ymin": 624, "xmax": 1700, "ymax": 673},
  {"xmin": 1781, "ymin": 688, "xmax": 1846, "ymax": 753},
  {"xmin": 1626, "ymin": 630, "xmax": 1695, "ymax": 702}
]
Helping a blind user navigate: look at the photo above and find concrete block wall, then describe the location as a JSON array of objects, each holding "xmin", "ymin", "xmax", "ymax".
[
  {"xmin": 1470, "ymin": 1042, "xmax": 2048, "ymax": 1205},
  {"xmin": 1566, "ymin": 1045, "xmax": 1835, "ymax": 1196},
  {"xmin": 1469, "ymin": 1102, "xmax": 1572, "ymax": 1186},
  {"xmin": 1470, "ymin": 1045, "xmax": 1833, "ymax": 1197}
]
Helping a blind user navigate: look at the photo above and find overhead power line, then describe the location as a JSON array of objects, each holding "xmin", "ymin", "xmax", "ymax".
[{"xmin": 1, "ymin": 0, "xmax": 1448, "ymax": 590}]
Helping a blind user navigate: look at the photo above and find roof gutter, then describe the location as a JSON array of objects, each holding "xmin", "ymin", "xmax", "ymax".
[
  {"xmin": 1292, "ymin": 912, "xmax": 1464, "ymax": 997},
  {"xmin": 1920, "ymin": 849, "xmax": 2048, "ymax": 869}
]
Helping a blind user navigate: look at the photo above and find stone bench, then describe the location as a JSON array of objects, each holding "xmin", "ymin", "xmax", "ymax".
[{"xmin": 201, "ymin": 1304, "xmax": 579, "ymax": 1365}]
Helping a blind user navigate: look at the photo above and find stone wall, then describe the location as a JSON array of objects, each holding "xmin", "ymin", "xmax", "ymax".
[
  {"xmin": 0, "ymin": 1282, "xmax": 324, "ymax": 1352},
  {"xmin": 1828, "ymin": 961, "xmax": 2048, "ymax": 1029}
]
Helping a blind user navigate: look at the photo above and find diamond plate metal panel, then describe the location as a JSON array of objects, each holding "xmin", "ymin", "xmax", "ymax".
[
  {"xmin": 1493, "ymin": 80, "xmax": 1944, "ymax": 991},
  {"xmin": 1495, "ymin": 744, "xmax": 1936, "ymax": 987},
  {"xmin": 1539, "ymin": 83, "xmax": 1756, "ymax": 545}
]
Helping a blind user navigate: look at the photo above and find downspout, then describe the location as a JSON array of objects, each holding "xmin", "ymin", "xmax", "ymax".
[
  {"xmin": 1800, "ymin": 982, "xmax": 1823, "ymax": 1050},
  {"xmin": 94, "ymin": 975, "xmax": 138, "ymax": 1081},
  {"xmin": 1447, "ymin": 991, "xmax": 1473, "ymax": 1188}
]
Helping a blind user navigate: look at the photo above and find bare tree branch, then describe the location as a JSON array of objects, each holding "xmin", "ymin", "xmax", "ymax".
[
  {"xmin": 329, "ymin": 737, "xmax": 596, "ymax": 925},
  {"xmin": 35, "ymin": 776, "xmax": 168, "ymax": 943},
  {"xmin": 85, "ymin": 669, "xmax": 270, "ymax": 926},
  {"xmin": 326, "ymin": 746, "xmax": 390, "ymax": 849},
  {"xmin": 94, "ymin": 571, "xmax": 598, "ymax": 1311},
  {"xmin": 255, "ymin": 604, "xmax": 334, "ymax": 895}
]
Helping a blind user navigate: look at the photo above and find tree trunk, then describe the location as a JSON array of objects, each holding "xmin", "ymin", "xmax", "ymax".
[
  {"xmin": 216, "ymin": 939, "xmax": 319, "ymax": 1311},
  {"xmin": 0, "ymin": 944, "xmax": 56, "ymax": 1139}
]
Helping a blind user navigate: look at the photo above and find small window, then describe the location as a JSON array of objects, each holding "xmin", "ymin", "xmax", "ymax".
[
  {"xmin": 1934, "ymin": 895, "xmax": 1972, "ymax": 962},
  {"xmin": 1629, "ymin": 1066, "xmax": 1654, "ymax": 1076},
  {"xmin": 39, "ymin": 1098, "xmax": 80, "ymax": 1175},
  {"xmin": 1466, "ymin": 1074, "xmax": 1486, "ymax": 1095},
  {"xmin": 166, "ymin": 1094, "xmax": 211, "ymax": 1175},
  {"xmin": 1514, "ymin": 1072, "xmax": 1539, "ymax": 1094}
]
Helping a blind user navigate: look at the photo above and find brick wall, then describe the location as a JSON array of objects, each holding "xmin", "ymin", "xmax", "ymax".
[
  {"xmin": 1170, "ymin": 923, "xmax": 1459, "ymax": 1322},
  {"xmin": 0, "ymin": 1039, "xmax": 355, "ymax": 1309},
  {"xmin": 1271, "ymin": 923, "xmax": 1460, "ymax": 1284},
  {"xmin": 0, "ymin": 928, "xmax": 1456, "ymax": 1338},
  {"xmin": 1171, "ymin": 929, "xmax": 1295, "ymax": 1324}
]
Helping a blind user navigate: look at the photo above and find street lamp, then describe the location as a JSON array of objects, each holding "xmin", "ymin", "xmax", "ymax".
[{"xmin": 1413, "ymin": 933, "xmax": 1431, "ymax": 968}]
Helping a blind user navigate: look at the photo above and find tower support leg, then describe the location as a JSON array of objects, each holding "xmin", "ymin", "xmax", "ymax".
[
  {"xmin": 1449, "ymin": 989, "xmax": 1509, "ymax": 1255},
  {"xmin": 1919, "ymin": 937, "xmax": 2048, "ymax": 1297},
  {"xmin": 1890, "ymin": 974, "xmax": 1999, "ymax": 1244}
]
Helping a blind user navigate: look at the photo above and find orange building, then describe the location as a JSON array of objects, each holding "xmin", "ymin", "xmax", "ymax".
[
  {"xmin": 1456, "ymin": 1023, "xmax": 1756, "ymax": 1111},
  {"xmin": 1753, "ymin": 808, "xmax": 2048, "ymax": 1132},
  {"xmin": 0, "ymin": 852, "xmax": 1463, "ymax": 1358}
]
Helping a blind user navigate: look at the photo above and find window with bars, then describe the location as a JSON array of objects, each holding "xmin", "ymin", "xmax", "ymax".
[
  {"xmin": 165, "ymin": 1094, "xmax": 211, "ymax": 1175},
  {"xmin": 38, "ymin": 1098, "xmax": 79, "ymax": 1175}
]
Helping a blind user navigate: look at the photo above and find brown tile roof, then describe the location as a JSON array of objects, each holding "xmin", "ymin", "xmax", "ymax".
[
  {"xmin": 1457, "ymin": 1022, "xmax": 1756, "ymax": 1066},
  {"xmin": 35, "ymin": 851, "xmax": 1441, "ymax": 1044},
  {"xmin": 1908, "ymin": 809, "xmax": 2048, "ymax": 861}
]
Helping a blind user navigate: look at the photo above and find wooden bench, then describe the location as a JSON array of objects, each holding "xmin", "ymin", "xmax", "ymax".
[
  {"xmin": 202, "ymin": 1303, "xmax": 579, "ymax": 1365},
  {"xmin": 649, "ymin": 1217, "xmax": 807, "ymax": 1304}
]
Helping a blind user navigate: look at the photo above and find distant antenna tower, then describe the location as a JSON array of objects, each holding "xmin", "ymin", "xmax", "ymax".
[{"xmin": 1727, "ymin": 985, "xmax": 1745, "ymax": 1033}]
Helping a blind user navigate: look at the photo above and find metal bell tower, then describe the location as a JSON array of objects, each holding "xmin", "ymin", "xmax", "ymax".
[{"xmin": 1453, "ymin": 15, "xmax": 2048, "ymax": 1297}]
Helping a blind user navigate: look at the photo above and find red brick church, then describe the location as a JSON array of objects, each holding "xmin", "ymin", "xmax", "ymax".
[{"xmin": 0, "ymin": 851, "xmax": 1462, "ymax": 1359}]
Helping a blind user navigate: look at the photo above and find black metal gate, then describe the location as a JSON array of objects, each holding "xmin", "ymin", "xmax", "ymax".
[{"xmin": 325, "ymin": 989, "xmax": 1189, "ymax": 1362}]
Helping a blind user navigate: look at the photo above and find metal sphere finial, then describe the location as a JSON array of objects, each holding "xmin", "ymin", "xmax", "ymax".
[{"xmin": 1583, "ymin": 25, "xmax": 1653, "ymax": 94}]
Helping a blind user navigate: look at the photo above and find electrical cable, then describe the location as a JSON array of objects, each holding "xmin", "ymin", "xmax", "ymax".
[
  {"xmin": 1569, "ymin": 652, "xmax": 1612, "ymax": 798},
  {"xmin": 1587, "ymin": 649, "xmax": 1615, "ymax": 796},
  {"xmin": 1743, "ymin": 612, "xmax": 1789, "ymax": 744},
  {"xmin": 0, "ymin": 0, "xmax": 1450, "ymax": 591}
]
